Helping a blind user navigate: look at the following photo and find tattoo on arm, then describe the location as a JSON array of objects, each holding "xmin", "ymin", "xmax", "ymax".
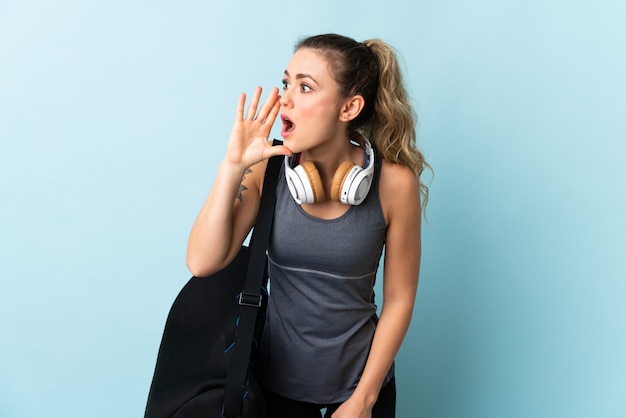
[{"xmin": 236, "ymin": 168, "xmax": 253, "ymax": 202}]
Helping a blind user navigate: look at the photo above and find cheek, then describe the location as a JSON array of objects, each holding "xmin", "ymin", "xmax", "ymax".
[{"xmin": 299, "ymin": 97, "xmax": 340, "ymax": 125}]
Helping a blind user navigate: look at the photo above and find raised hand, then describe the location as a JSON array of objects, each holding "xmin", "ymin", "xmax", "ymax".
[{"xmin": 225, "ymin": 86, "xmax": 292, "ymax": 168}]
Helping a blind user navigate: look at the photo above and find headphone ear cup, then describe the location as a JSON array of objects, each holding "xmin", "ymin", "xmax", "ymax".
[
  {"xmin": 330, "ymin": 161, "xmax": 357, "ymax": 202},
  {"xmin": 299, "ymin": 161, "xmax": 326, "ymax": 203}
]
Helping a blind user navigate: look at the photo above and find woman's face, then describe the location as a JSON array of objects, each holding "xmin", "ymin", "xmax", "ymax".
[{"xmin": 279, "ymin": 48, "xmax": 347, "ymax": 153}]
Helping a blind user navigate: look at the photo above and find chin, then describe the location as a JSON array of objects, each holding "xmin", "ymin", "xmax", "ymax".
[{"xmin": 281, "ymin": 134, "xmax": 298, "ymax": 149}]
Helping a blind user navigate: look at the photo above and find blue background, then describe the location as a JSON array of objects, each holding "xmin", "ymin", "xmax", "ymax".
[{"xmin": 1, "ymin": 1, "xmax": 624, "ymax": 417}]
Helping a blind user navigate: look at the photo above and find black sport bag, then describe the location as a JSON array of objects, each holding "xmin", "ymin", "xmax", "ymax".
[{"xmin": 145, "ymin": 152, "xmax": 281, "ymax": 418}]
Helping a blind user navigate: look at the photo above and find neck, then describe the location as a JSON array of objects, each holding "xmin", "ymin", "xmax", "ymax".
[
  {"xmin": 301, "ymin": 135, "xmax": 363, "ymax": 175},
  {"xmin": 298, "ymin": 136, "xmax": 365, "ymax": 200}
]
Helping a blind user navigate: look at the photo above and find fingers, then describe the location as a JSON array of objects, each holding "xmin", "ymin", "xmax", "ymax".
[
  {"xmin": 254, "ymin": 87, "xmax": 280, "ymax": 123},
  {"xmin": 245, "ymin": 86, "xmax": 262, "ymax": 120},
  {"xmin": 235, "ymin": 92, "xmax": 246, "ymax": 121},
  {"xmin": 264, "ymin": 143, "xmax": 293, "ymax": 159},
  {"xmin": 238, "ymin": 87, "xmax": 280, "ymax": 123},
  {"xmin": 262, "ymin": 90, "xmax": 281, "ymax": 125}
]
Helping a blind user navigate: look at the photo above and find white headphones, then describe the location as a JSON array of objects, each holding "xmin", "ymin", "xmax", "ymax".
[{"xmin": 284, "ymin": 134, "xmax": 375, "ymax": 206}]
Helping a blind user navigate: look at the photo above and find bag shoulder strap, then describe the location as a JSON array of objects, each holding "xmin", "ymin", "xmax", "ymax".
[{"xmin": 223, "ymin": 144, "xmax": 282, "ymax": 418}]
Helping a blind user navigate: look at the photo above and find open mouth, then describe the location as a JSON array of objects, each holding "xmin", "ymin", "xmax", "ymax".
[{"xmin": 281, "ymin": 115, "xmax": 295, "ymax": 133}]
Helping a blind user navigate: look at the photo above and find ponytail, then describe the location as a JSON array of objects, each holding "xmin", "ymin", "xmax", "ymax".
[{"xmin": 363, "ymin": 39, "xmax": 431, "ymax": 210}]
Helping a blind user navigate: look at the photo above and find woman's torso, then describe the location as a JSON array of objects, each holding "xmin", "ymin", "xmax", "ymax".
[{"xmin": 256, "ymin": 156, "xmax": 394, "ymax": 404}]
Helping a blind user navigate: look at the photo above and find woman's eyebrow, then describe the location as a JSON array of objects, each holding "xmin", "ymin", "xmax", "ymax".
[{"xmin": 283, "ymin": 70, "xmax": 318, "ymax": 85}]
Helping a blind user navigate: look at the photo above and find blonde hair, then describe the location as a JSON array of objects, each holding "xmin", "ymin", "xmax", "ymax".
[{"xmin": 296, "ymin": 34, "xmax": 431, "ymax": 212}]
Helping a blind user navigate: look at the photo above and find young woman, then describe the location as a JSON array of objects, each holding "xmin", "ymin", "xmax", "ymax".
[{"xmin": 187, "ymin": 34, "xmax": 429, "ymax": 418}]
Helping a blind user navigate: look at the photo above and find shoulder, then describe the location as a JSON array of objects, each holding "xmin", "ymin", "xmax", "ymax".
[
  {"xmin": 379, "ymin": 159, "xmax": 420, "ymax": 201},
  {"xmin": 379, "ymin": 159, "xmax": 421, "ymax": 225}
]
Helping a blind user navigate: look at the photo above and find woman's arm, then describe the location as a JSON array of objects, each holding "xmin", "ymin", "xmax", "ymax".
[
  {"xmin": 186, "ymin": 158, "xmax": 264, "ymax": 277},
  {"xmin": 332, "ymin": 161, "xmax": 422, "ymax": 418},
  {"xmin": 186, "ymin": 87, "xmax": 290, "ymax": 277}
]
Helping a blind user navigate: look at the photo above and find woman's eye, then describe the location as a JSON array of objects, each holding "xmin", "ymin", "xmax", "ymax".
[
  {"xmin": 281, "ymin": 80, "xmax": 289, "ymax": 90},
  {"xmin": 300, "ymin": 83, "xmax": 312, "ymax": 93}
]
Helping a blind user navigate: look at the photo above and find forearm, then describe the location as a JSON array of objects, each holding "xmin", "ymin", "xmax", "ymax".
[
  {"xmin": 353, "ymin": 300, "xmax": 414, "ymax": 407},
  {"xmin": 186, "ymin": 159, "xmax": 251, "ymax": 277}
]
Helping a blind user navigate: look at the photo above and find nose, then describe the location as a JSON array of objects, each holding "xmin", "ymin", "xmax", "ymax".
[{"xmin": 279, "ymin": 88, "xmax": 292, "ymax": 108}]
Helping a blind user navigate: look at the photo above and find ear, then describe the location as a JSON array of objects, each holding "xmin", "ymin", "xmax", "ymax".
[{"xmin": 339, "ymin": 95, "xmax": 365, "ymax": 122}]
